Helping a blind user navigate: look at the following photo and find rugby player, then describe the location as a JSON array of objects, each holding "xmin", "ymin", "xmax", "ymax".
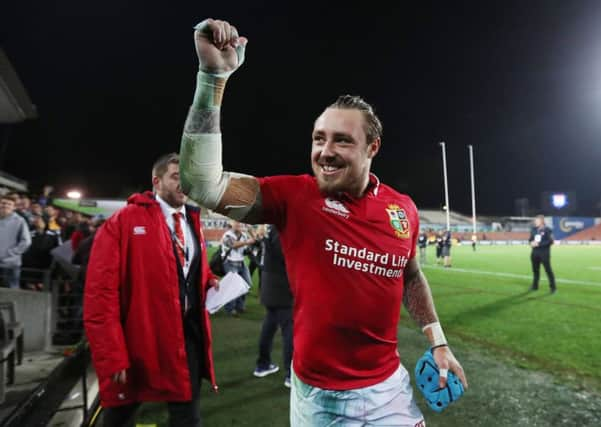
[{"xmin": 179, "ymin": 18, "xmax": 468, "ymax": 426}]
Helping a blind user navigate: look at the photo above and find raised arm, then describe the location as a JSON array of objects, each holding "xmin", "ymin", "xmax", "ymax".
[
  {"xmin": 403, "ymin": 257, "xmax": 468, "ymax": 389},
  {"xmin": 179, "ymin": 18, "xmax": 263, "ymax": 223}
]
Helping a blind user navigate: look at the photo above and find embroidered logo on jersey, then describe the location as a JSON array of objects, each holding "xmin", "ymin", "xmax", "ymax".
[
  {"xmin": 322, "ymin": 198, "xmax": 350, "ymax": 219},
  {"xmin": 133, "ymin": 226, "xmax": 146, "ymax": 235},
  {"xmin": 386, "ymin": 204, "xmax": 410, "ymax": 239}
]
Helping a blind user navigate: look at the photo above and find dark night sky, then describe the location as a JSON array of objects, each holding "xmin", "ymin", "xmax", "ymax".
[{"xmin": 1, "ymin": 1, "xmax": 601, "ymax": 215}]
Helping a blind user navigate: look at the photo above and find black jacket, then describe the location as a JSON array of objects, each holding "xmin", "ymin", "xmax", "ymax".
[
  {"xmin": 259, "ymin": 228, "xmax": 293, "ymax": 308},
  {"xmin": 529, "ymin": 226, "xmax": 554, "ymax": 254},
  {"xmin": 22, "ymin": 229, "xmax": 60, "ymax": 269}
]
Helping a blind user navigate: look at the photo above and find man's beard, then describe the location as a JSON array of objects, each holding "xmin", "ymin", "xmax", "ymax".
[
  {"xmin": 316, "ymin": 176, "xmax": 342, "ymax": 196},
  {"xmin": 164, "ymin": 191, "xmax": 186, "ymax": 208}
]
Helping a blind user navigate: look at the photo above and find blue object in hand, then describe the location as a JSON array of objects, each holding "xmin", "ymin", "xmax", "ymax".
[{"xmin": 414, "ymin": 350, "xmax": 465, "ymax": 413}]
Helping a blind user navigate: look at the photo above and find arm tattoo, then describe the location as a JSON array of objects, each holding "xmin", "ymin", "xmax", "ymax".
[
  {"xmin": 240, "ymin": 190, "xmax": 264, "ymax": 224},
  {"xmin": 184, "ymin": 108, "xmax": 220, "ymax": 134},
  {"xmin": 403, "ymin": 266, "xmax": 439, "ymax": 328}
]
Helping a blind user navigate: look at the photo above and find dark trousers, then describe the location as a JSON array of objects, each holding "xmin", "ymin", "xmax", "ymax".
[
  {"xmin": 257, "ymin": 307, "xmax": 293, "ymax": 377},
  {"xmin": 103, "ymin": 320, "xmax": 203, "ymax": 427},
  {"xmin": 102, "ymin": 399, "xmax": 201, "ymax": 427},
  {"xmin": 531, "ymin": 251, "xmax": 556, "ymax": 290}
]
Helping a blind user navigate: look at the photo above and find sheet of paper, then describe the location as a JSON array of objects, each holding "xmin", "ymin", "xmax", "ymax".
[{"xmin": 206, "ymin": 272, "xmax": 250, "ymax": 314}]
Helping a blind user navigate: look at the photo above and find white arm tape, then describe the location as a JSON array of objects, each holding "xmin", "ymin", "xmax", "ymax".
[
  {"xmin": 180, "ymin": 132, "xmax": 254, "ymax": 219},
  {"xmin": 422, "ymin": 322, "xmax": 448, "ymax": 347}
]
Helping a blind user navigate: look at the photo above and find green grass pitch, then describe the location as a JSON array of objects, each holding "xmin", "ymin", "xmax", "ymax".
[{"xmin": 131, "ymin": 243, "xmax": 601, "ymax": 426}]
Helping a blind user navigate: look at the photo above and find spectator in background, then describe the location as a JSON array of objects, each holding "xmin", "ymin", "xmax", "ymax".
[
  {"xmin": 67, "ymin": 216, "xmax": 106, "ymax": 339},
  {"xmin": 31, "ymin": 202, "xmax": 43, "ymax": 218},
  {"xmin": 221, "ymin": 221, "xmax": 256, "ymax": 316},
  {"xmin": 43, "ymin": 205, "xmax": 61, "ymax": 232},
  {"xmin": 0, "ymin": 194, "xmax": 32, "ymax": 288},
  {"xmin": 73, "ymin": 216, "xmax": 105, "ymax": 276},
  {"xmin": 253, "ymin": 226, "xmax": 294, "ymax": 388},
  {"xmin": 38, "ymin": 185, "xmax": 54, "ymax": 207},
  {"xmin": 70, "ymin": 214, "xmax": 93, "ymax": 251},
  {"xmin": 418, "ymin": 231, "xmax": 428, "ymax": 265},
  {"xmin": 22, "ymin": 215, "xmax": 61, "ymax": 290},
  {"xmin": 60, "ymin": 211, "xmax": 74, "ymax": 239},
  {"xmin": 442, "ymin": 230, "xmax": 452, "ymax": 268},
  {"xmin": 529, "ymin": 214, "xmax": 556, "ymax": 294},
  {"xmin": 435, "ymin": 231, "xmax": 443, "ymax": 265},
  {"xmin": 247, "ymin": 224, "xmax": 267, "ymax": 281},
  {"xmin": 16, "ymin": 194, "xmax": 34, "ymax": 227}
]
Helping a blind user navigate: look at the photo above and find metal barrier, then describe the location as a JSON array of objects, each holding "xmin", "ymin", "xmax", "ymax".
[
  {"xmin": 50, "ymin": 276, "xmax": 84, "ymax": 346},
  {"xmin": 1, "ymin": 341, "xmax": 92, "ymax": 427},
  {"xmin": 1, "ymin": 266, "xmax": 84, "ymax": 347},
  {"xmin": 19, "ymin": 267, "xmax": 52, "ymax": 291}
]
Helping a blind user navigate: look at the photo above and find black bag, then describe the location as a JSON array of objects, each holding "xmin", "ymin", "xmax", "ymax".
[{"xmin": 209, "ymin": 246, "xmax": 232, "ymax": 276}]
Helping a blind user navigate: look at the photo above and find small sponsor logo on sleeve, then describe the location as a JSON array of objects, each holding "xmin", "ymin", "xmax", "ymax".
[{"xmin": 133, "ymin": 226, "xmax": 146, "ymax": 235}]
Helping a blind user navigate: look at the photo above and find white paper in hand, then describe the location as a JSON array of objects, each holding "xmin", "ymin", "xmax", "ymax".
[{"xmin": 206, "ymin": 272, "xmax": 251, "ymax": 314}]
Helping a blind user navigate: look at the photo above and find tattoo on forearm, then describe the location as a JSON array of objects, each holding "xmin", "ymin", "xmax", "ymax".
[
  {"xmin": 216, "ymin": 178, "xmax": 264, "ymax": 224},
  {"xmin": 184, "ymin": 108, "xmax": 220, "ymax": 134},
  {"xmin": 403, "ymin": 269, "xmax": 438, "ymax": 328}
]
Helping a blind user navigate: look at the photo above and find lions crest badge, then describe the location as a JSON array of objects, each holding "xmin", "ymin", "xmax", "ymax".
[{"xmin": 386, "ymin": 204, "xmax": 410, "ymax": 239}]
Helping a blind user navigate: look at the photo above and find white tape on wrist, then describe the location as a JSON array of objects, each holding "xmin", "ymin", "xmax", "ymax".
[
  {"xmin": 439, "ymin": 368, "xmax": 449, "ymax": 378},
  {"xmin": 422, "ymin": 322, "xmax": 448, "ymax": 347}
]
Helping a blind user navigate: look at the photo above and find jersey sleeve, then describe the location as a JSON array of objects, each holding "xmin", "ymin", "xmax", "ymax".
[
  {"xmin": 258, "ymin": 175, "xmax": 308, "ymax": 230},
  {"xmin": 409, "ymin": 200, "xmax": 420, "ymax": 260}
]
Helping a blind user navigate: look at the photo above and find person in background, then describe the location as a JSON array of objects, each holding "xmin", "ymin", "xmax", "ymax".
[
  {"xmin": 22, "ymin": 215, "xmax": 61, "ymax": 290},
  {"xmin": 70, "ymin": 214, "xmax": 93, "ymax": 251},
  {"xmin": 30, "ymin": 202, "xmax": 44, "ymax": 218},
  {"xmin": 43, "ymin": 205, "xmax": 61, "ymax": 232},
  {"xmin": 63, "ymin": 211, "xmax": 83, "ymax": 242},
  {"xmin": 38, "ymin": 185, "xmax": 54, "ymax": 207},
  {"xmin": 442, "ymin": 230, "xmax": 452, "ymax": 268},
  {"xmin": 435, "ymin": 231, "xmax": 443, "ymax": 265},
  {"xmin": 84, "ymin": 153, "xmax": 219, "ymax": 427},
  {"xmin": 221, "ymin": 221, "xmax": 256, "ymax": 316},
  {"xmin": 0, "ymin": 194, "xmax": 32, "ymax": 288},
  {"xmin": 418, "ymin": 231, "xmax": 428, "ymax": 265},
  {"xmin": 529, "ymin": 214, "xmax": 556, "ymax": 294},
  {"xmin": 15, "ymin": 194, "xmax": 34, "ymax": 227},
  {"xmin": 253, "ymin": 226, "xmax": 294, "ymax": 388},
  {"xmin": 247, "ymin": 224, "xmax": 267, "ymax": 282}
]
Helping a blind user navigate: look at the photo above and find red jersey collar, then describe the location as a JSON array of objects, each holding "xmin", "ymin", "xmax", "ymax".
[{"xmin": 337, "ymin": 173, "xmax": 381, "ymax": 202}]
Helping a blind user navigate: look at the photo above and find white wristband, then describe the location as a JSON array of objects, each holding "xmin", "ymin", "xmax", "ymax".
[{"xmin": 422, "ymin": 322, "xmax": 448, "ymax": 347}]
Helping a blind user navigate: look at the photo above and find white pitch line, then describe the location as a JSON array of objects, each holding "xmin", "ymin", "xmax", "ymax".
[
  {"xmin": 422, "ymin": 265, "xmax": 601, "ymax": 287},
  {"xmin": 588, "ymin": 267, "xmax": 601, "ymax": 271}
]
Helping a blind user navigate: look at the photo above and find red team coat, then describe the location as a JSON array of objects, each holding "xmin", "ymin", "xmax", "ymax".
[
  {"xmin": 83, "ymin": 192, "xmax": 217, "ymax": 407},
  {"xmin": 258, "ymin": 174, "xmax": 420, "ymax": 390}
]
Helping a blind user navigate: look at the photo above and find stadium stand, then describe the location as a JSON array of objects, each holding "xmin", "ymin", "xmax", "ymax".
[
  {"xmin": 565, "ymin": 222, "xmax": 601, "ymax": 241},
  {"xmin": 419, "ymin": 209, "xmax": 477, "ymax": 229},
  {"xmin": 455, "ymin": 231, "xmax": 530, "ymax": 241}
]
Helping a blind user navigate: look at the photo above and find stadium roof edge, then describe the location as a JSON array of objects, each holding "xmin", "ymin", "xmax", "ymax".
[
  {"xmin": 0, "ymin": 169, "xmax": 28, "ymax": 192},
  {"xmin": 0, "ymin": 48, "xmax": 37, "ymax": 123}
]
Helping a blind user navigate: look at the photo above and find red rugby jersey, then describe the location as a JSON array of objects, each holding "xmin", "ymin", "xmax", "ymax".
[{"xmin": 258, "ymin": 173, "xmax": 419, "ymax": 390}]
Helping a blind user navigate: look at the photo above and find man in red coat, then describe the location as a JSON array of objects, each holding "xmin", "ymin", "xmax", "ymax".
[{"xmin": 84, "ymin": 153, "xmax": 219, "ymax": 427}]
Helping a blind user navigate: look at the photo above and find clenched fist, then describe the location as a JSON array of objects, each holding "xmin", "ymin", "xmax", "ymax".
[{"xmin": 193, "ymin": 18, "xmax": 247, "ymax": 76}]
